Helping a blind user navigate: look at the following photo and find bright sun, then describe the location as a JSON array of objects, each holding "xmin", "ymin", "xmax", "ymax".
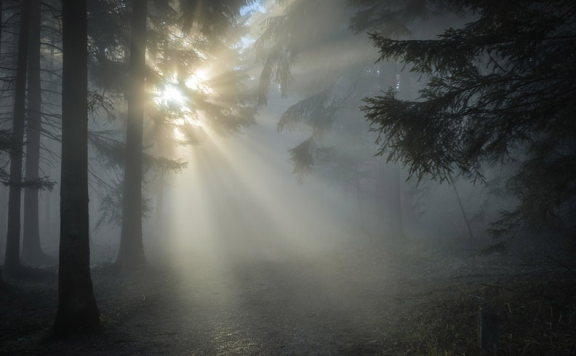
[
  {"xmin": 157, "ymin": 84, "xmax": 186, "ymax": 107},
  {"xmin": 155, "ymin": 69, "xmax": 212, "ymax": 109},
  {"xmin": 155, "ymin": 70, "xmax": 212, "ymax": 140}
]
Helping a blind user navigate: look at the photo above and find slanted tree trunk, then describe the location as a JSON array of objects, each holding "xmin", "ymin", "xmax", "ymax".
[
  {"xmin": 116, "ymin": 0, "xmax": 148, "ymax": 271},
  {"xmin": 4, "ymin": 0, "xmax": 31, "ymax": 276},
  {"xmin": 21, "ymin": 0, "xmax": 50, "ymax": 266},
  {"xmin": 52, "ymin": 0, "xmax": 100, "ymax": 336}
]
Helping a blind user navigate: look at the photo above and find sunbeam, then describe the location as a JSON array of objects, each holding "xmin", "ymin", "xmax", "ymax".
[{"xmin": 7, "ymin": 0, "xmax": 573, "ymax": 353}]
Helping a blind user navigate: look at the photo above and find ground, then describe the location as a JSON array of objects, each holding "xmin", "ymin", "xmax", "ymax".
[{"xmin": 1, "ymin": 240, "xmax": 575, "ymax": 356}]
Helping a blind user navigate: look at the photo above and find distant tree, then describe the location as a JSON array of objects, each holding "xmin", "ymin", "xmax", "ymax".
[
  {"xmin": 363, "ymin": 0, "xmax": 576, "ymax": 239},
  {"xmin": 52, "ymin": 0, "xmax": 101, "ymax": 336},
  {"xmin": 84, "ymin": 0, "xmax": 185, "ymax": 238},
  {"xmin": 116, "ymin": 0, "xmax": 149, "ymax": 272},
  {"xmin": 254, "ymin": 0, "xmax": 448, "ymax": 238},
  {"xmin": 117, "ymin": 0, "xmax": 257, "ymax": 272},
  {"xmin": 3, "ymin": 0, "xmax": 31, "ymax": 276}
]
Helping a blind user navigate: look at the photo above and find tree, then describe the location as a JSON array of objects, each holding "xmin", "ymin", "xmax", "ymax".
[
  {"xmin": 116, "ymin": 0, "xmax": 149, "ymax": 271},
  {"xmin": 349, "ymin": 0, "xmax": 451, "ymax": 238},
  {"xmin": 362, "ymin": 0, "xmax": 576, "ymax": 238},
  {"xmin": 253, "ymin": 0, "xmax": 445, "ymax": 238},
  {"xmin": 0, "ymin": 0, "xmax": 4, "ymax": 285},
  {"xmin": 3, "ymin": 0, "xmax": 31, "ymax": 276},
  {"xmin": 52, "ymin": 0, "xmax": 101, "ymax": 336},
  {"xmin": 116, "ymin": 0, "xmax": 257, "ymax": 271},
  {"xmin": 21, "ymin": 0, "xmax": 52, "ymax": 265}
]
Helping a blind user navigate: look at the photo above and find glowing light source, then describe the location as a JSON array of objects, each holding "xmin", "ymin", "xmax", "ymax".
[
  {"xmin": 185, "ymin": 69, "xmax": 212, "ymax": 94},
  {"xmin": 157, "ymin": 84, "xmax": 186, "ymax": 107},
  {"xmin": 154, "ymin": 70, "xmax": 212, "ymax": 141}
]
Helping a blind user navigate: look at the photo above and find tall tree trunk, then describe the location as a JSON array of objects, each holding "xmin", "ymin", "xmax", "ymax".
[
  {"xmin": 397, "ymin": 64, "xmax": 423, "ymax": 236},
  {"xmin": 43, "ymin": 33, "xmax": 56, "ymax": 239},
  {"xmin": 4, "ymin": 0, "xmax": 31, "ymax": 276},
  {"xmin": 0, "ymin": 186, "xmax": 6, "ymax": 238},
  {"xmin": 0, "ymin": 0, "xmax": 3, "ymax": 51},
  {"xmin": 52, "ymin": 0, "xmax": 100, "ymax": 336},
  {"xmin": 0, "ymin": 0, "xmax": 4, "ymax": 284},
  {"xmin": 21, "ymin": 0, "xmax": 50, "ymax": 266},
  {"xmin": 116, "ymin": 0, "xmax": 148, "ymax": 271},
  {"xmin": 44, "ymin": 169, "xmax": 52, "ymax": 235}
]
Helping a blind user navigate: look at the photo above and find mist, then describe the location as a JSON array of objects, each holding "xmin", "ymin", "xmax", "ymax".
[{"xmin": 1, "ymin": 0, "xmax": 575, "ymax": 355}]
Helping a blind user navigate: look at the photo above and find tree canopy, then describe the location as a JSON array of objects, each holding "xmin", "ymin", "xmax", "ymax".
[{"xmin": 363, "ymin": 0, "xmax": 576, "ymax": 237}]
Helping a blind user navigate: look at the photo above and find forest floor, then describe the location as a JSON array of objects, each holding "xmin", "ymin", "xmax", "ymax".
[{"xmin": 1, "ymin": 239, "xmax": 575, "ymax": 356}]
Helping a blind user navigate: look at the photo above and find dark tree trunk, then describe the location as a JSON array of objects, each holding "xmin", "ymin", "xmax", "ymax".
[
  {"xmin": 44, "ymin": 171, "xmax": 52, "ymax": 234},
  {"xmin": 397, "ymin": 64, "xmax": 422, "ymax": 235},
  {"xmin": 21, "ymin": 0, "xmax": 50, "ymax": 266},
  {"xmin": 116, "ymin": 0, "xmax": 148, "ymax": 271},
  {"xmin": 0, "ymin": 186, "xmax": 6, "ymax": 241},
  {"xmin": 0, "ymin": 0, "xmax": 3, "ymax": 51},
  {"xmin": 0, "ymin": 0, "xmax": 3, "ymax": 284},
  {"xmin": 4, "ymin": 0, "xmax": 31, "ymax": 276},
  {"xmin": 52, "ymin": 0, "xmax": 100, "ymax": 336},
  {"xmin": 43, "ymin": 34, "xmax": 56, "ymax": 239}
]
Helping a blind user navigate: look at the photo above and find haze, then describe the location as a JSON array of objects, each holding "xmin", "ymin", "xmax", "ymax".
[{"xmin": 1, "ymin": 1, "xmax": 575, "ymax": 355}]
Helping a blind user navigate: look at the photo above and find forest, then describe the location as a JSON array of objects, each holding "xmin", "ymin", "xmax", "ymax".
[{"xmin": 0, "ymin": 0, "xmax": 575, "ymax": 355}]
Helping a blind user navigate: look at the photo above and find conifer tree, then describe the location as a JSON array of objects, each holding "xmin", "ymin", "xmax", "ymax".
[
  {"xmin": 4, "ymin": 0, "xmax": 31, "ymax": 276},
  {"xmin": 362, "ymin": 0, "xmax": 576, "ymax": 237},
  {"xmin": 21, "ymin": 0, "xmax": 51, "ymax": 265},
  {"xmin": 116, "ymin": 0, "xmax": 257, "ymax": 272},
  {"xmin": 116, "ymin": 0, "xmax": 149, "ymax": 271},
  {"xmin": 52, "ymin": 0, "xmax": 101, "ymax": 336}
]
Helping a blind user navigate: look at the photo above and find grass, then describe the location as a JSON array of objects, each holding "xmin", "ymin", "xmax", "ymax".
[{"xmin": 384, "ymin": 264, "xmax": 576, "ymax": 355}]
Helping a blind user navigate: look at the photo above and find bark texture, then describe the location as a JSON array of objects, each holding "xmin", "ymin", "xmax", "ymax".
[
  {"xmin": 116, "ymin": 0, "xmax": 148, "ymax": 271},
  {"xmin": 22, "ymin": 0, "xmax": 50, "ymax": 265},
  {"xmin": 52, "ymin": 0, "xmax": 101, "ymax": 336},
  {"xmin": 0, "ymin": 0, "xmax": 4, "ymax": 285},
  {"xmin": 4, "ymin": 0, "xmax": 31, "ymax": 275}
]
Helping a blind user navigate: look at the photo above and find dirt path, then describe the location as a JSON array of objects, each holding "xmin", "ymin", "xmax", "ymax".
[
  {"xmin": 107, "ymin": 254, "xmax": 399, "ymax": 356},
  {"xmin": 2, "ymin": 246, "xmax": 403, "ymax": 356},
  {"xmin": 4, "ymin": 244, "xmax": 574, "ymax": 356}
]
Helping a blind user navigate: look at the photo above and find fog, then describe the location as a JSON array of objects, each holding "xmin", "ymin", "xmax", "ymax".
[{"xmin": 1, "ymin": 0, "xmax": 575, "ymax": 354}]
